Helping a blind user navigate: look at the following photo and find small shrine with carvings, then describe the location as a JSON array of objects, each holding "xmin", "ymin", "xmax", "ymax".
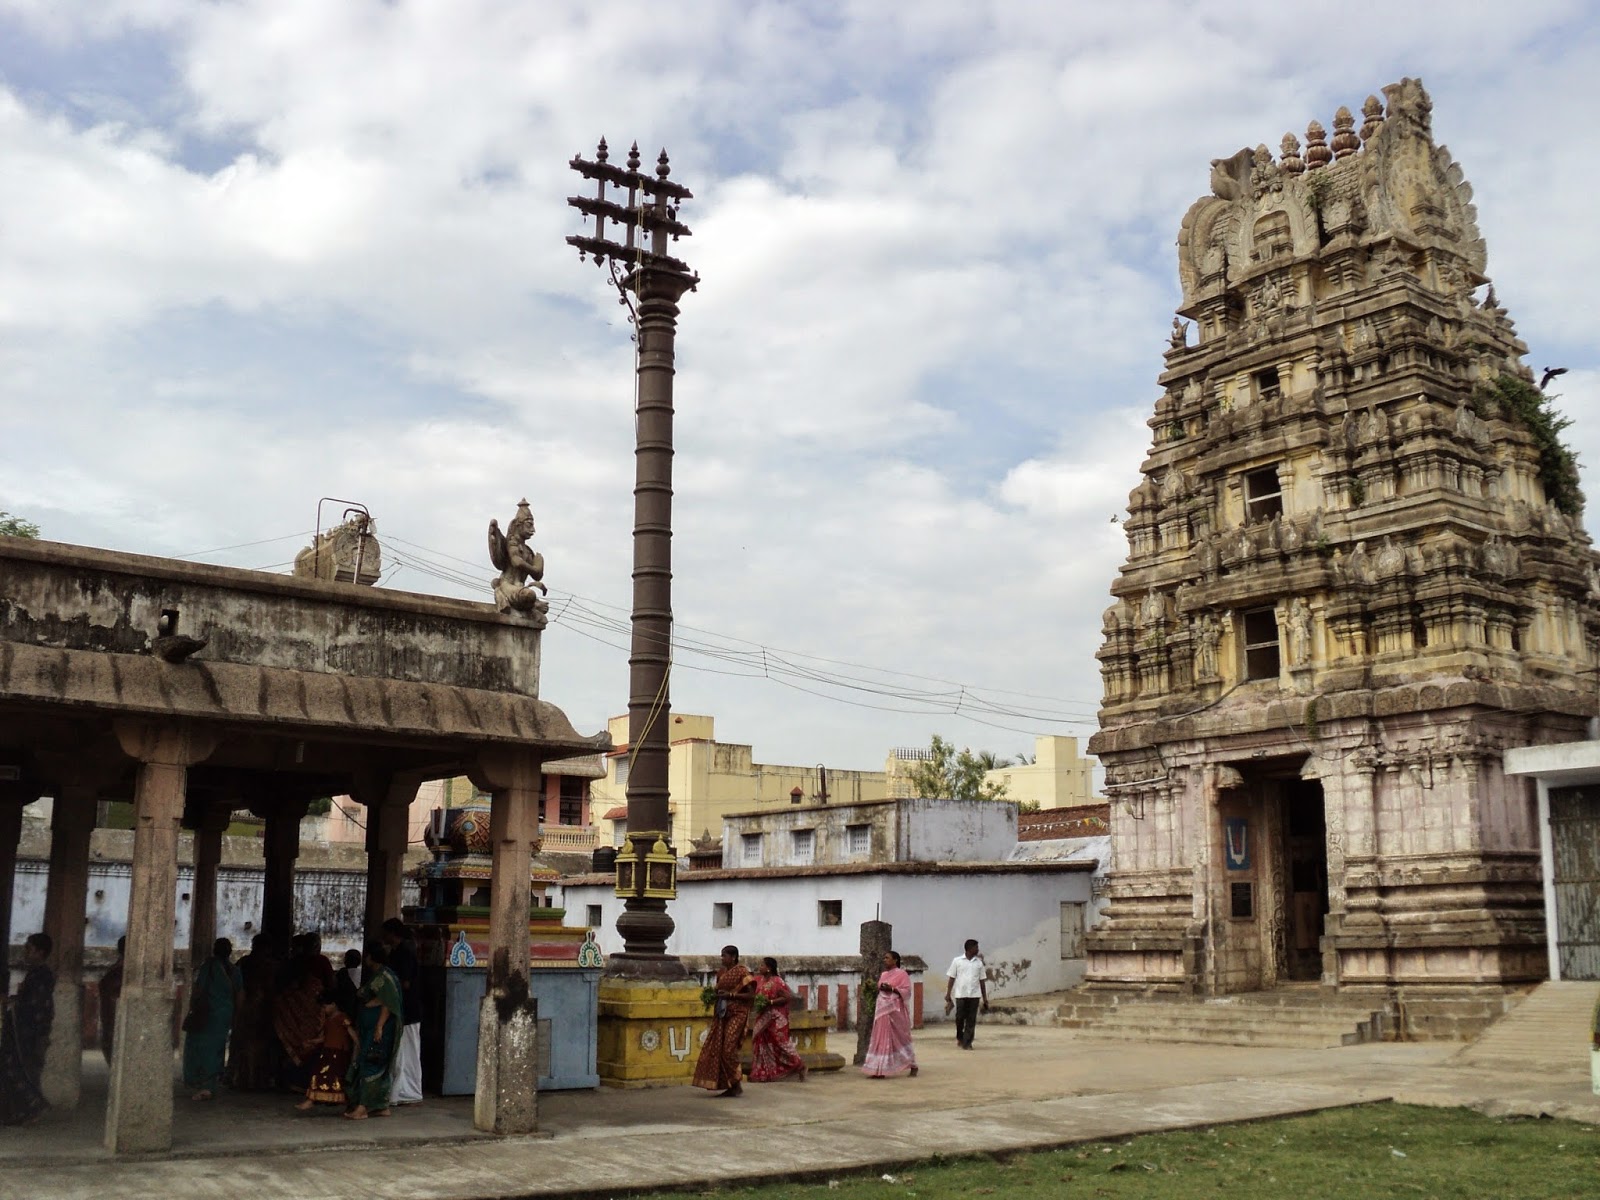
[
  {"xmin": 409, "ymin": 802, "xmax": 603, "ymax": 1090},
  {"xmin": 411, "ymin": 803, "xmax": 589, "ymax": 966},
  {"xmin": 1087, "ymin": 79, "xmax": 1599, "ymax": 1010}
]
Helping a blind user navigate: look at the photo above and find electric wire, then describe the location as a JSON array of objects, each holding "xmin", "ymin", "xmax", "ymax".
[{"xmin": 205, "ymin": 527, "xmax": 1105, "ymax": 737}]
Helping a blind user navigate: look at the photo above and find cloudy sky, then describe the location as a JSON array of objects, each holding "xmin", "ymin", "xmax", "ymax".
[{"xmin": 2, "ymin": 1, "xmax": 1598, "ymax": 773}]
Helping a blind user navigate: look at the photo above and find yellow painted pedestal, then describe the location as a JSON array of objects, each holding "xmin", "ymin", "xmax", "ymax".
[
  {"xmin": 740, "ymin": 1008, "xmax": 847, "ymax": 1075},
  {"xmin": 596, "ymin": 978, "xmax": 711, "ymax": 1088},
  {"xmin": 597, "ymin": 979, "xmax": 846, "ymax": 1088}
]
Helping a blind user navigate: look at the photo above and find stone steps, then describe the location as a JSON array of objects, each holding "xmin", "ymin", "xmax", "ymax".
[
  {"xmin": 1454, "ymin": 980, "xmax": 1599, "ymax": 1068},
  {"xmin": 1057, "ymin": 989, "xmax": 1385, "ymax": 1048}
]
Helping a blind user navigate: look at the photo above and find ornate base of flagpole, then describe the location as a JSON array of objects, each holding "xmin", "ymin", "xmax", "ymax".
[{"xmin": 609, "ymin": 899, "xmax": 686, "ymax": 978}]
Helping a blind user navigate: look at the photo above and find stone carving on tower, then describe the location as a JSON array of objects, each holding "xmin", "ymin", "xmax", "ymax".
[{"xmin": 1086, "ymin": 80, "xmax": 1598, "ymax": 1009}]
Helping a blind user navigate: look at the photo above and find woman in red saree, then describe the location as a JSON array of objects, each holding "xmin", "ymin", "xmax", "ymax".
[
  {"xmin": 692, "ymin": 945, "xmax": 755, "ymax": 1097},
  {"xmin": 747, "ymin": 957, "xmax": 807, "ymax": 1083},
  {"xmin": 861, "ymin": 950, "xmax": 918, "ymax": 1079}
]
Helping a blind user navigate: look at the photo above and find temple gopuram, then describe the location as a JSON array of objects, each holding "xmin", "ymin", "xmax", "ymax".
[{"xmin": 1086, "ymin": 79, "xmax": 1600, "ymax": 1017}]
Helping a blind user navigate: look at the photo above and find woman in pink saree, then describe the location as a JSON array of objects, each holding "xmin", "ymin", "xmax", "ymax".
[
  {"xmin": 862, "ymin": 950, "xmax": 918, "ymax": 1079},
  {"xmin": 748, "ymin": 958, "xmax": 808, "ymax": 1083}
]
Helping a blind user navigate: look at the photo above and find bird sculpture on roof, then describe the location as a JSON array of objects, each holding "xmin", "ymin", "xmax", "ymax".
[{"xmin": 488, "ymin": 498, "xmax": 550, "ymax": 626}]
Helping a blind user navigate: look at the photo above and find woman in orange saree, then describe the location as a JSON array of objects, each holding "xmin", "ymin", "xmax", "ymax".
[
  {"xmin": 692, "ymin": 945, "xmax": 755, "ymax": 1097},
  {"xmin": 748, "ymin": 957, "xmax": 807, "ymax": 1083}
]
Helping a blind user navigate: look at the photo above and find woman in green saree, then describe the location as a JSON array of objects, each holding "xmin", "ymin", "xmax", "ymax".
[
  {"xmin": 181, "ymin": 938, "xmax": 242, "ymax": 1101},
  {"xmin": 344, "ymin": 942, "xmax": 402, "ymax": 1119}
]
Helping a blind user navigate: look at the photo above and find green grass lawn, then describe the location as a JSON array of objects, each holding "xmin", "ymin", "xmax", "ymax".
[{"xmin": 650, "ymin": 1104, "xmax": 1600, "ymax": 1200}]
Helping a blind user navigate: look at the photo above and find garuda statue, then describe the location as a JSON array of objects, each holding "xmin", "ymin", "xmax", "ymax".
[{"xmin": 488, "ymin": 499, "xmax": 550, "ymax": 625}]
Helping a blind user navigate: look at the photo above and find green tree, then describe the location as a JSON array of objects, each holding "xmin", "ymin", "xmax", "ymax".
[
  {"xmin": 907, "ymin": 734, "xmax": 1010, "ymax": 802},
  {"xmin": 0, "ymin": 511, "xmax": 39, "ymax": 538},
  {"xmin": 970, "ymin": 749, "xmax": 1012, "ymax": 772}
]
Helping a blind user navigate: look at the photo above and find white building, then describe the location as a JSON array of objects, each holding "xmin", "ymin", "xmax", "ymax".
[
  {"xmin": 563, "ymin": 794, "xmax": 1104, "ymax": 1024},
  {"xmin": 1502, "ymin": 740, "xmax": 1600, "ymax": 982},
  {"xmin": 559, "ymin": 859, "xmax": 1096, "ymax": 1027}
]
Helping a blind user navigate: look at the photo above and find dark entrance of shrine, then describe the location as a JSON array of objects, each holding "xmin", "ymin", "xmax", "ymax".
[{"xmin": 1277, "ymin": 777, "xmax": 1328, "ymax": 983}]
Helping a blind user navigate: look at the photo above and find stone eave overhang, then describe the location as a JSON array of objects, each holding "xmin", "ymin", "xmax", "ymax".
[{"xmin": 0, "ymin": 640, "xmax": 607, "ymax": 754}]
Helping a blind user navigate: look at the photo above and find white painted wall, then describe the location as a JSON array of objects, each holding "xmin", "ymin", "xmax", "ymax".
[
  {"xmin": 560, "ymin": 874, "xmax": 884, "ymax": 960},
  {"xmin": 558, "ymin": 865, "xmax": 1093, "ymax": 1000},
  {"xmin": 882, "ymin": 872, "xmax": 1093, "ymax": 997},
  {"xmin": 896, "ymin": 798, "xmax": 1017, "ymax": 862},
  {"xmin": 9, "ymin": 860, "xmax": 416, "ymax": 958}
]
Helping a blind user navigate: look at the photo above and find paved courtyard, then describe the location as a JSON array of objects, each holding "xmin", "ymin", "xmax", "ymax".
[{"xmin": 1, "ymin": 1024, "xmax": 1595, "ymax": 1200}]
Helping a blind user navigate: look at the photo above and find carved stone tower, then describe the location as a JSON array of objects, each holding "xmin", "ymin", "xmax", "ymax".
[{"xmin": 1087, "ymin": 79, "xmax": 1600, "ymax": 999}]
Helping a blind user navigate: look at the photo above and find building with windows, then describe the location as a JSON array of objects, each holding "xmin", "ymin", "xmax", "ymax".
[
  {"xmin": 719, "ymin": 795, "xmax": 1018, "ymax": 869},
  {"xmin": 1086, "ymin": 80, "xmax": 1599, "ymax": 1013},
  {"xmin": 592, "ymin": 713, "xmax": 892, "ymax": 851},
  {"xmin": 560, "ymin": 795, "xmax": 1100, "ymax": 1020},
  {"xmin": 981, "ymin": 735, "xmax": 1100, "ymax": 810}
]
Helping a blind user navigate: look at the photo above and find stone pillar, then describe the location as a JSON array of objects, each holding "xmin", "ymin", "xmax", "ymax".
[
  {"xmin": 260, "ymin": 798, "xmax": 309, "ymax": 948},
  {"xmin": 40, "ymin": 786, "xmax": 96, "ymax": 1109},
  {"xmin": 186, "ymin": 804, "xmax": 232, "ymax": 971},
  {"xmin": 471, "ymin": 749, "xmax": 541, "ymax": 1134},
  {"xmin": 106, "ymin": 720, "xmax": 216, "ymax": 1155},
  {"xmin": 541, "ymin": 775, "xmax": 558, "ymax": 828},
  {"xmin": 361, "ymin": 777, "xmax": 419, "ymax": 939},
  {"xmin": 613, "ymin": 246, "xmax": 697, "ymax": 973},
  {"xmin": 0, "ymin": 790, "xmax": 30, "ymax": 995},
  {"xmin": 854, "ymin": 919, "xmax": 893, "ymax": 1065}
]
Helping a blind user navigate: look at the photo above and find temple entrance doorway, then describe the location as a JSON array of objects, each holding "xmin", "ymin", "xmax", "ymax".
[
  {"xmin": 1276, "ymin": 777, "xmax": 1328, "ymax": 983},
  {"xmin": 1214, "ymin": 760, "xmax": 1328, "ymax": 993}
]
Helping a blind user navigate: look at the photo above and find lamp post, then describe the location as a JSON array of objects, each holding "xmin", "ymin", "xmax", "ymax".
[{"xmin": 567, "ymin": 139, "xmax": 697, "ymax": 976}]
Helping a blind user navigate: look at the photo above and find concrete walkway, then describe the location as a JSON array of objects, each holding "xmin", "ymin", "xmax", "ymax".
[{"xmin": 2, "ymin": 1024, "xmax": 1596, "ymax": 1200}]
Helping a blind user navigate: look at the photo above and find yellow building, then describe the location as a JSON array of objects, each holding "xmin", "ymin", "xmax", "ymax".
[
  {"xmin": 593, "ymin": 714, "xmax": 892, "ymax": 850},
  {"xmin": 980, "ymin": 735, "xmax": 1099, "ymax": 811}
]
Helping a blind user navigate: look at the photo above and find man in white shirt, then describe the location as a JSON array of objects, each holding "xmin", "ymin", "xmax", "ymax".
[{"xmin": 943, "ymin": 938, "xmax": 989, "ymax": 1049}]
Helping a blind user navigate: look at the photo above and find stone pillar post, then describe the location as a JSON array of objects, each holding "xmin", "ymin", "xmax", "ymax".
[
  {"xmin": 186, "ymin": 804, "xmax": 232, "ymax": 971},
  {"xmin": 470, "ymin": 749, "xmax": 542, "ymax": 1134},
  {"xmin": 260, "ymin": 798, "xmax": 309, "ymax": 948},
  {"xmin": 106, "ymin": 720, "xmax": 216, "ymax": 1155},
  {"xmin": 0, "ymin": 789, "xmax": 30, "ymax": 995},
  {"xmin": 854, "ymin": 919, "xmax": 893, "ymax": 1065},
  {"xmin": 541, "ymin": 776, "xmax": 558, "ymax": 828},
  {"xmin": 40, "ymin": 786, "xmax": 97, "ymax": 1109},
  {"xmin": 612, "ymin": 250, "xmax": 697, "ymax": 974},
  {"xmin": 361, "ymin": 777, "xmax": 419, "ymax": 939}
]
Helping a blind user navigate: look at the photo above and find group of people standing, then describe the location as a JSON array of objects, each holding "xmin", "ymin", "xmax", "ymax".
[
  {"xmin": 692, "ymin": 938, "xmax": 991, "ymax": 1097},
  {"xmin": 693, "ymin": 948, "xmax": 811, "ymax": 1097},
  {"xmin": 4, "ymin": 927, "xmax": 998, "ymax": 1124},
  {"xmin": 190, "ymin": 919, "xmax": 422, "ymax": 1119},
  {"xmin": 0, "ymin": 933, "xmax": 55, "ymax": 1126},
  {"xmin": 0, "ymin": 916, "xmax": 427, "ymax": 1128}
]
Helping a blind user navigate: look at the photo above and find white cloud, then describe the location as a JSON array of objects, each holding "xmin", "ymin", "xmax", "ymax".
[{"xmin": 2, "ymin": 0, "xmax": 1598, "ymax": 767}]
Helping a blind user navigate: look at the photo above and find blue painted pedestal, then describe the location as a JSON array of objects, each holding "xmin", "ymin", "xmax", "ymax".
[{"xmin": 441, "ymin": 965, "xmax": 602, "ymax": 1092}]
